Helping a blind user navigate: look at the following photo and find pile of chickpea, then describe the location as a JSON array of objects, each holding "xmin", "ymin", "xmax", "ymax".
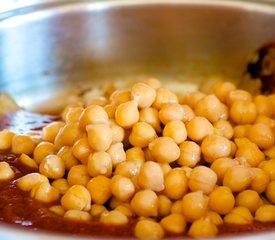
[{"xmin": 0, "ymin": 78, "xmax": 275, "ymax": 238}]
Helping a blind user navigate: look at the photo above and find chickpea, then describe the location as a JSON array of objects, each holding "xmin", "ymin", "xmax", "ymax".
[
  {"xmin": 19, "ymin": 154, "xmax": 38, "ymax": 169},
  {"xmin": 182, "ymin": 191, "xmax": 208, "ymax": 221},
  {"xmin": 87, "ymin": 124, "xmax": 112, "ymax": 152},
  {"xmin": 51, "ymin": 178, "xmax": 70, "ymax": 195},
  {"xmin": 149, "ymin": 137, "xmax": 180, "ymax": 163},
  {"xmin": 230, "ymin": 100, "xmax": 257, "ymax": 124},
  {"xmin": 0, "ymin": 130, "xmax": 14, "ymax": 150},
  {"xmin": 33, "ymin": 141, "xmax": 56, "ymax": 164},
  {"xmin": 67, "ymin": 165, "xmax": 90, "ymax": 186},
  {"xmin": 159, "ymin": 163, "xmax": 172, "ymax": 177},
  {"xmin": 260, "ymin": 159, "xmax": 275, "ymax": 180},
  {"xmin": 139, "ymin": 107, "xmax": 162, "ymax": 133},
  {"xmin": 11, "ymin": 134, "xmax": 36, "ymax": 155},
  {"xmin": 255, "ymin": 115, "xmax": 275, "ymax": 133},
  {"xmin": 138, "ymin": 161, "xmax": 164, "ymax": 192},
  {"xmin": 131, "ymin": 82, "xmax": 156, "ymax": 108},
  {"xmin": 223, "ymin": 165, "xmax": 253, "ymax": 192},
  {"xmin": 194, "ymin": 94, "xmax": 223, "ymax": 123},
  {"xmin": 158, "ymin": 195, "xmax": 172, "ymax": 218},
  {"xmin": 17, "ymin": 173, "xmax": 49, "ymax": 191},
  {"xmin": 188, "ymin": 166, "xmax": 217, "ymax": 194},
  {"xmin": 57, "ymin": 146, "xmax": 79, "ymax": 171},
  {"xmin": 64, "ymin": 106, "xmax": 83, "ymax": 124},
  {"xmin": 79, "ymin": 105, "xmax": 109, "ymax": 131},
  {"xmin": 129, "ymin": 122, "xmax": 157, "ymax": 148},
  {"xmin": 266, "ymin": 180, "xmax": 275, "ymax": 204},
  {"xmin": 247, "ymin": 123, "xmax": 274, "ymax": 150},
  {"xmin": 87, "ymin": 152, "xmax": 112, "ymax": 177},
  {"xmin": 110, "ymin": 89, "xmax": 132, "ymax": 105},
  {"xmin": 159, "ymin": 103, "xmax": 185, "ymax": 124},
  {"xmin": 163, "ymin": 120, "xmax": 187, "ymax": 144},
  {"xmin": 185, "ymin": 91, "xmax": 206, "ymax": 109},
  {"xmin": 107, "ymin": 142, "xmax": 126, "ymax": 167},
  {"xmin": 186, "ymin": 117, "xmax": 214, "ymax": 142},
  {"xmin": 213, "ymin": 120, "xmax": 234, "ymax": 139},
  {"xmin": 126, "ymin": 147, "xmax": 145, "ymax": 163},
  {"xmin": 134, "ymin": 219, "xmax": 164, "ymax": 239},
  {"xmin": 255, "ymin": 205, "xmax": 275, "ymax": 222},
  {"xmin": 61, "ymin": 185, "xmax": 91, "ymax": 211},
  {"xmin": 109, "ymin": 119, "xmax": 125, "ymax": 144},
  {"xmin": 115, "ymin": 100, "xmax": 139, "ymax": 129},
  {"xmin": 72, "ymin": 138, "xmax": 93, "ymax": 164},
  {"xmin": 64, "ymin": 209, "xmax": 92, "ymax": 222},
  {"xmin": 160, "ymin": 213, "xmax": 187, "ymax": 234},
  {"xmin": 201, "ymin": 135, "xmax": 231, "ymax": 163},
  {"xmin": 181, "ymin": 104, "xmax": 195, "ymax": 122},
  {"xmin": 61, "ymin": 103, "xmax": 83, "ymax": 121},
  {"xmin": 115, "ymin": 161, "xmax": 141, "ymax": 178},
  {"xmin": 220, "ymin": 103, "xmax": 229, "ymax": 120},
  {"xmin": 188, "ymin": 217, "xmax": 218, "ymax": 238},
  {"xmin": 104, "ymin": 103, "xmax": 117, "ymax": 119},
  {"xmin": 250, "ymin": 167, "xmax": 270, "ymax": 194},
  {"xmin": 49, "ymin": 205, "xmax": 65, "ymax": 216},
  {"xmin": 204, "ymin": 211, "xmax": 223, "ymax": 226},
  {"xmin": 208, "ymin": 186, "xmax": 235, "ymax": 215},
  {"xmin": 177, "ymin": 141, "xmax": 201, "ymax": 167},
  {"xmin": 233, "ymin": 124, "xmax": 251, "ymax": 139},
  {"xmin": 58, "ymin": 123, "xmax": 84, "ymax": 147},
  {"xmin": 164, "ymin": 168, "xmax": 188, "ymax": 200},
  {"xmin": 226, "ymin": 89, "xmax": 252, "ymax": 107},
  {"xmin": 31, "ymin": 182, "xmax": 60, "ymax": 203},
  {"xmin": 0, "ymin": 161, "xmax": 15, "ymax": 182},
  {"xmin": 224, "ymin": 206, "xmax": 253, "ymax": 224},
  {"xmin": 42, "ymin": 121, "xmax": 65, "ymax": 143},
  {"xmin": 39, "ymin": 155, "xmax": 65, "ymax": 179},
  {"xmin": 235, "ymin": 190, "xmax": 263, "ymax": 214},
  {"xmin": 212, "ymin": 81, "xmax": 236, "ymax": 103},
  {"xmin": 86, "ymin": 96, "xmax": 108, "ymax": 107},
  {"xmin": 152, "ymin": 87, "xmax": 178, "ymax": 110},
  {"xmin": 130, "ymin": 189, "xmax": 158, "ymax": 217},
  {"xmin": 115, "ymin": 204, "xmax": 134, "ymax": 217},
  {"xmin": 110, "ymin": 175, "xmax": 135, "ymax": 202},
  {"xmin": 100, "ymin": 210, "xmax": 128, "ymax": 226},
  {"xmin": 142, "ymin": 78, "xmax": 161, "ymax": 89},
  {"xmin": 90, "ymin": 204, "xmax": 107, "ymax": 217},
  {"xmin": 171, "ymin": 200, "xmax": 183, "ymax": 214},
  {"xmin": 254, "ymin": 95, "xmax": 273, "ymax": 117},
  {"xmin": 86, "ymin": 176, "xmax": 112, "ymax": 204}
]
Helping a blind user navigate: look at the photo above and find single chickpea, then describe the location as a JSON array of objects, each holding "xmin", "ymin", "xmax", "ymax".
[
  {"xmin": 109, "ymin": 119, "xmax": 125, "ymax": 143},
  {"xmin": 142, "ymin": 78, "xmax": 161, "ymax": 89},
  {"xmin": 159, "ymin": 103, "xmax": 185, "ymax": 125},
  {"xmin": 11, "ymin": 134, "xmax": 36, "ymax": 155},
  {"xmin": 57, "ymin": 146, "xmax": 79, "ymax": 171},
  {"xmin": 129, "ymin": 122, "xmax": 157, "ymax": 148},
  {"xmin": 171, "ymin": 200, "xmax": 183, "ymax": 214},
  {"xmin": 67, "ymin": 165, "xmax": 90, "ymax": 186},
  {"xmin": 152, "ymin": 87, "xmax": 178, "ymax": 110},
  {"xmin": 213, "ymin": 120, "xmax": 234, "ymax": 139},
  {"xmin": 204, "ymin": 211, "xmax": 223, "ymax": 226},
  {"xmin": 104, "ymin": 103, "xmax": 117, "ymax": 119},
  {"xmin": 100, "ymin": 210, "xmax": 128, "ymax": 226},
  {"xmin": 59, "ymin": 123, "xmax": 84, "ymax": 147},
  {"xmin": 182, "ymin": 191, "xmax": 208, "ymax": 221},
  {"xmin": 130, "ymin": 189, "xmax": 158, "ymax": 217},
  {"xmin": 230, "ymin": 100, "xmax": 257, "ymax": 124},
  {"xmin": 149, "ymin": 137, "xmax": 180, "ymax": 163},
  {"xmin": 61, "ymin": 103, "xmax": 83, "ymax": 121},
  {"xmin": 87, "ymin": 124, "xmax": 112, "ymax": 152},
  {"xmin": 247, "ymin": 123, "xmax": 275, "ymax": 150},
  {"xmin": 201, "ymin": 135, "xmax": 231, "ymax": 163},
  {"xmin": 110, "ymin": 89, "xmax": 132, "ymax": 105},
  {"xmin": 260, "ymin": 159, "xmax": 275, "ymax": 180},
  {"xmin": 212, "ymin": 81, "xmax": 236, "ymax": 103},
  {"xmin": 143, "ymin": 147, "xmax": 155, "ymax": 162},
  {"xmin": 134, "ymin": 219, "xmax": 164, "ymax": 239},
  {"xmin": 138, "ymin": 161, "xmax": 164, "ymax": 192},
  {"xmin": 115, "ymin": 100, "xmax": 139, "ymax": 129},
  {"xmin": 17, "ymin": 173, "xmax": 49, "ymax": 191},
  {"xmin": 255, "ymin": 205, "xmax": 275, "ymax": 222},
  {"xmin": 186, "ymin": 117, "xmax": 214, "ymax": 142},
  {"xmin": 86, "ymin": 96, "xmax": 108, "ymax": 107},
  {"xmin": 39, "ymin": 155, "xmax": 65, "ymax": 179},
  {"xmin": 139, "ymin": 107, "xmax": 162, "ymax": 133},
  {"xmin": 64, "ymin": 106, "xmax": 83, "ymax": 124},
  {"xmin": 164, "ymin": 168, "xmax": 188, "ymax": 200},
  {"xmin": 0, "ymin": 130, "xmax": 14, "ymax": 150},
  {"xmin": 61, "ymin": 185, "xmax": 91, "ymax": 211},
  {"xmin": 31, "ymin": 182, "xmax": 60, "ymax": 203},
  {"xmin": 266, "ymin": 180, "xmax": 275, "ymax": 204},
  {"xmin": 87, "ymin": 152, "xmax": 112, "ymax": 177},
  {"xmin": 223, "ymin": 165, "xmax": 253, "ymax": 192},
  {"xmin": 188, "ymin": 166, "xmax": 217, "ymax": 194},
  {"xmin": 33, "ymin": 141, "xmax": 56, "ymax": 164},
  {"xmin": 208, "ymin": 186, "xmax": 235, "ymax": 215},
  {"xmin": 90, "ymin": 204, "xmax": 107, "ymax": 217},
  {"xmin": 131, "ymin": 82, "xmax": 156, "ymax": 108},
  {"xmin": 268, "ymin": 94, "xmax": 275, "ymax": 118},
  {"xmin": 219, "ymin": 103, "xmax": 229, "ymax": 121},
  {"xmin": 126, "ymin": 147, "xmax": 145, "ymax": 163},
  {"xmin": 233, "ymin": 124, "xmax": 251, "ymax": 139},
  {"xmin": 177, "ymin": 141, "xmax": 201, "ymax": 167},
  {"xmin": 185, "ymin": 91, "xmax": 206, "ymax": 109},
  {"xmin": 160, "ymin": 213, "xmax": 187, "ymax": 234},
  {"xmin": 110, "ymin": 175, "xmax": 135, "ymax": 202},
  {"xmin": 254, "ymin": 95, "xmax": 273, "ymax": 117},
  {"xmin": 226, "ymin": 89, "xmax": 252, "ymax": 107},
  {"xmin": 115, "ymin": 161, "xmax": 141, "ymax": 178},
  {"xmin": 181, "ymin": 105, "xmax": 195, "ymax": 122},
  {"xmin": 158, "ymin": 195, "xmax": 172, "ymax": 218},
  {"xmin": 194, "ymin": 94, "xmax": 223, "ymax": 123},
  {"xmin": 109, "ymin": 196, "xmax": 123, "ymax": 210},
  {"xmin": 255, "ymin": 115, "xmax": 275, "ymax": 132},
  {"xmin": 159, "ymin": 163, "xmax": 172, "ymax": 177},
  {"xmin": 64, "ymin": 209, "xmax": 92, "ymax": 222},
  {"xmin": 115, "ymin": 204, "xmax": 134, "ymax": 217},
  {"xmin": 235, "ymin": 190, "xmax": 263, "ymax": 214},
  {"xmin": 0, "ymin": 161, "xmax": 15, "ymax": 182},
  {"xmin": 19, "ymin": 154, "xmax": 38, "ymax": 169},
  {"xmin": 72, "ymin": 138, "xmax": 93, "ymax": 164},
  {"xmin": 265, "ymin": 146, "xmax": 275, "ymax": 159},
  {"xmin": 250, "ymin": 167, "xmax": 270, "ymax": 194},
  {"xmin": 49, "ymin": 205, "xmax": 65, "ymax": 216},
  {"xmin": 223, "ymin": 206, "xmax": 253, "ymax": 224},
  {"xmin": 51, "ymin": 178, "xmax": 70, "ymax": 195},
  {"xmin": 86, "ymin": 176, "xmax": 112, "ymax": 205},
  {"xmin": 107, "ymin": 142, "xmax": 126, "ymax": 167},
  {"xmin": 163, "ymin": 120, "xmax": 187, "ymax": 144},
  {"xmin": 43, "ymin": 121, "xmax": 65, "ymax": 143},
  {"xmin": 188, "ymin": 217, "xmax": 218, "ymax": 238}
]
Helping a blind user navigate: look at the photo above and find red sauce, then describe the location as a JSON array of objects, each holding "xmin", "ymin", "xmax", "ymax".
[{"xmin": 0, "ymin": 111, "xmax": 275, "ymax": 237}]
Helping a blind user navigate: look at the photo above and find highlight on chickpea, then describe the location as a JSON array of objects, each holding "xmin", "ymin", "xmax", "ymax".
[{"xmin": 1, "ymin": 78, "xmax": 275, "ymax": 238}]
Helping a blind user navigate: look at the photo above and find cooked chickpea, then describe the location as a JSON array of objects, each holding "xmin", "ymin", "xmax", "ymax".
[
  {"xmin": 204, "ymin": 211, "xmax": 223, "ymax": 226},
  {"xmin": 233, "ymin": 124, "xmax": 251, "ymax": 139},
  {"xmin": 104, "ymin": 103, "xmax": 117, "ymax": 119},
  {"xmin": 159, "ymin": 163, "xmax": 172, "ymax": 177},
  {"xmin": 266, "ymin": 180, "xmax": 275, "ymax": 204},
  {"xmin": 131, "ymin": 82, "xmax": 156, "ymax": 108},
  {"xmin": 59, "ymin": 123, "xmax": 84, "ymax": 147},
  {"xmin": 201, "ymin": 135, "xmax": 231, "ymax": 163},
  {"xmin": 247, "ymin": 123, "xmax": 275, "ymax": 150},
  {"xmin": 182, "ymin": 104, "xmax": 195, "ymax": 122},
  {"xmin": 194, "ymin": 94, "xmax": 223, "ymax": 123},
  {"xmin": 57, "ymin": 146, "xmax": 79, "ymax": 171},
  {"xmin": 152, "ymin": 87, "xmax": 178, "ymax": 110},
  {"xmin": 115, "ymin": 161, "xmax": 141, "ymax": 178},
  {"xmin": 208, "ymin": 186, "xmax": 235, "ymax": 215},
  {"xmin": 254, "ymin": 95, "xmax": 273, "ymax": 117},
  {"xmin": 255, "ymin": 115, "xmax": 275, "ymax": 132},
  {"xmin": 0, "ymin": 130, "xmax": 14, "ymax": 150},
  {"xmin": 177, "ymin": 141, "xmax": 201, "ymax": 167},
  {"xmin": 134, "ymin": 219, "xmax": 164, "ymax": 239},
  {"xmin": 255, "ymin": 205, "xmax": 275, "ymax": 222},
  {"xmin": 224, "ymin": 206, "xmax": 253, "ymax": 224},
  {"xmin": 159, "ymin": 103, "xmax": 185, "ymax": 125},
  {"xmin": 260, "ymin": 159, "xmax": 275, "ymax": 180},
  {"xmin": 265, "ymin": 146, "xmax": 275, "ymax": 159},
  {"xmin": 149, "ymin": 137, "xmax": 180, "ymax": 163},
  {"xmin": 188, "ymin": 217, "xmax": 218, "ymax": 238},
  {"xmin": 158, "ymin": 195, "xmax": 172, "ymax": 218},
  {"xmin": 129, "ymin": 122, "xmax": 157, "ymax": 148},
  {"xmin": 64, "ymin": 209, "xmax": 92, "ymax": 222},
  {"xmin": 72, "ymin": 138, "xmax": 93, "ymax": 164},
  {"xmin": 17, "ymin": 173, "xmax": 48, "ymax": 191},
  {"xmin": 226, "ymin": 89, "xmax": 252, "ymax": 107},
  {"xmin": 79, "ymin": 105, "xmax": 109, "ymax": 131},
  {"xmin": 235, "ymin": 190, "xmax": 263, "ymax": 214},
  {"xmin": 185, "ymin": 91, "xmax": 206, "ymax": 109},
  {"xmin": 87, "ymin": 152, "xmax": 112, "ymax": 177},
  {"xmin": 110, "ymin": 89, "xmax": 132, "ymax": 105},
  {"xmin": 171, "ymin": 200, "xmax": 183, "ymax": 214},
  {"xmin": 186, "ymin": 116, "xmax": 214, "ymax": 142},
  {"xmin": 163, "ymin": 120, "xmax": 187, "ymax": 144},
  {"xmin": 90, "ymin": 204, "xmax": 107, "ymax": 217},
  {"xmin": 61, "ymin": 103, "xmax": 83, "ymax": 121},
  {"xmin": 0, "ymin": 161, "xmax": 15, "ymax": 182},
  {"xmin": 31, "ymin": 182, "xmax": 60, "ymax": 203},
  {"xmin": 61, "ymin": 185, "xmax": 91, "ymax": 211},
  {"xmin": 107, "ymin": 142, "xmax": 126, "ymax": 167},
  {"xmin": 250, "ymin": 167, "xmax": 270, "ymax": 194},
  {"xmin": 126, "ymin": 147, "xmax": 145, "ymax": 163},
  {"xmin": 33, "ymin": 141, "xmax": 56, "ymax": 164},
  {"xmin": 214, "ymin": 120, "xmax": 234, "ymax": 139},
  {"xmin": 230, "ymin": 100, "xmax": 257, "ymax": 124},
  {"xmin": 182, "ymin": 191, "xmax": 208, "ymax": 221},
  {"xmin": 142, "ymin": 78, "xmax": 161, "ymax": 89},
  {"xmin": 109, "ymin": 120, "xmax": 125, "ymax": 143},
  {"xmin": 100, "ymin": 210, "xmax": 128, "ymax": 226},
  {"xmin": 19, "ymin": 154, "xmax": 38, "ymax": 169},
  {"xmin": 86, "ymin": 176, "xmax": 112, "ymax": 204},
  {"xmin": 212, "ymin": 81, "xmax": 236, "ymax": 103},
  {"xmin": 67, "ymin": 165, "xmax": 90, "ymax": 186},
  {"xmin": 39, "ymin": 154, "xmax": 65, "ymax": 179},
  {"xmin": 51, "ymin": 178, "xmax": 70, "ymax": 195},
  {"xmin": 87, "ymin": 124, "xmax": 112, "ymax": 152},
  {"xmin": 160, "ymin": 213, "xmax": 186, "ymax": 234},
  {"xmin": 138, "ymin": 161, "xmax": 164, "ymax": 192},
  {"xmin": 188, "ymin": 166, "xmax": 217, "ymax": 194},
  {"xmin": 11, "ymin": 134, "xmax": 36, "ymax": 155},
  {"xmin": 49, "ymin": 205, "xmax": 65, "ymax": 216},
  {"xmin": 139, "ymin": 107, "xmax": 162, "ymax": 133},
  {"xmin": 43, "ymin": 121, "xmax": 65, "ymax": 143},
  {"xmin": 164, "ymin": 168, "xmax": 188, "ymax": 200},
  {"xmin": 115, "ymin": 204, "xmax": 134, "ymax": 217},
  {"xmin": 86, "ymin": 96, "xmax": 108, "ymax": 107},
  {"xmin": 110, "ymin": 175, "xmax": 135, "ymax": 202},
  {"xmin": 130, "ymin": 189, "xmax": 158, "ymax": 217},
  {"xmin": 115, "ymin": 100, "xmax": 139, "ymax": 128},
  {"xmin": 64, "ymin": 106, "xmax": 83, "ymax": 124}
]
